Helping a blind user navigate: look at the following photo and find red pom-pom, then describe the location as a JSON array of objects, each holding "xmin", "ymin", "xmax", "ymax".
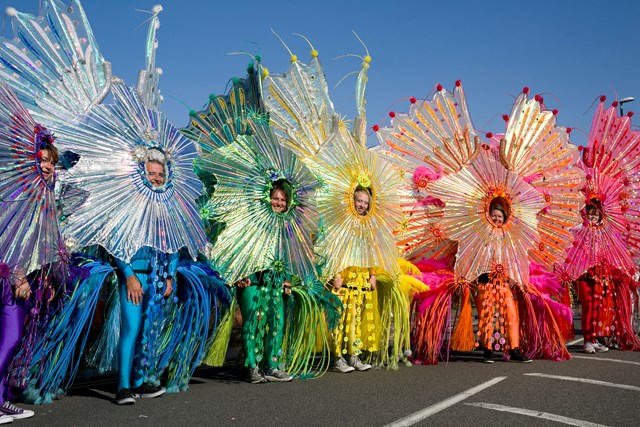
[
  {"xmin": 552, "ymin": 109, "xmax": 558, "ymax": 115},
  {"xmin": 502, "ymin": 114, "xmax": 509, "ymax": 122},
  {"xmin": 567, "ymin": 128, "xmax": 573, "ymax": 134},
  {"xmin": 37, "ymin": 150, "xmax": 42, "ymax": 157},
  {"xmin": 436, "ymin": 84, "xmax": 443, "ymax": 91},
  {"xmin": 612, "ymin": 101, "xmax": 619, "ymax": 107},
  {"xmin": 628, "ymin": 112, "xmax": 634, "ymax": 117},
  {"xmin": 539, "ymin": 96, "xmax": 544, "ymax": 104},
  {"xmin": 565, "ymin": 257, "xmax": 571, "ymax": 264},
  {"xmin": 586, "ymin": 173, "xmax": 592, "ymax": 180},
  {"xmin": 523, "ymin": 86, "xmax": 530, "ymax": 94},
  {"xmin": 485, "ymin": 132, "xmax": 493, "ymax": 139},
  {"xmin": 455, "ymin": 80, "xmax": 462, "ymax": 87},
  {"xmin": 410, "ymin": 97, "xmax": 416, "ymax": 104},
  {"xmin": 389, "ymin": 111, "xmax": 396, "ymax": 118},
  {"xmin": 372, "ymin": 125, "xmax": 380, "ymax": 132},
  {"xmin": 534, "ymin": 94, "xmax": 541, "ymax": 102},
  {"xmin": 600, "ymin": 95, "xmax": 606, "ymax": 102}
]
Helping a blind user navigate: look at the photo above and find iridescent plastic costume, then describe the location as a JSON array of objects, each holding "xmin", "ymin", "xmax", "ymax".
[
  {"xmin": 263, "ymin": 38, "xmax": 411, "ymax": 369},
  {"xmin": 377, "ymin": 83, "xmax": 584, "ymax": 362},
  {"xmin": 564, "ymin": 96, "xmax": 640, "ymax": 351}
]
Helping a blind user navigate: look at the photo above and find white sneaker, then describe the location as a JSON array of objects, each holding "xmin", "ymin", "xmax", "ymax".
[
  {"xmin": 0, "ymin": 414, "xmax": 13, "ymax": 425},
  {"xmin": 0, "ymin": 402, "xmax": 34, "ymax": 420},
  {"xmin": 264, "ymin": 368, "xmax": 293, "ymax": 382},
  {"xmin": 349, "ymin": 355, "xmax": 372, "ymax": 371},
  {"xmin": 333, "ymin": 357, "xmax": 355, "ymax": 373},
  {"xmin": 593, "ymin": 342, "xmax": 609, "ymax": 353},
  {"xmin": 582, "ymin": 341, "xmax": 596, "ymax": 354}
]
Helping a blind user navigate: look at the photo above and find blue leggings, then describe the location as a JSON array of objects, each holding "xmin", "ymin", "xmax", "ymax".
[{"xmin": 117, "ymin": 274, "xmax": 150, "ymax": 390}]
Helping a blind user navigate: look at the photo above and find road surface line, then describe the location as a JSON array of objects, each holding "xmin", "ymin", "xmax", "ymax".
[
  {"xmin": 383, "ymin": 376, "xmax": 507, "ymax": 427},
  {"xmin": 566, "ymin": 337, "xmax": 584, "ymax": 346},
  {"xmin": 571, "ymin": 355, "xmax": 640, "ymax": 366},
  {"xmin": 465, "ymin": 402, "xmax": 610, "ymax": 427},
  {"xmin": 524, "ymin": 373, "xmax": 640, "ymax": 391}
]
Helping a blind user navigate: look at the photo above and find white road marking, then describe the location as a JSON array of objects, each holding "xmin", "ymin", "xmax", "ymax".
[
  {"xmin": 566, "ymin": 337, "xmax": 584, "ymax": 346},
  {"xmin": 383, "ymin": 376, "xmax": 507, "ymax": 427},
  {"xmin": 524, "ymin": 373, "xmax": 640, "ymax": 391},
  {"xmin": 465, "ymin": 402, "xmax": 610, "ymax": 427},
  {"xmin": 571, "ymin": 355, "xmax": 640, "ymax": 366}
]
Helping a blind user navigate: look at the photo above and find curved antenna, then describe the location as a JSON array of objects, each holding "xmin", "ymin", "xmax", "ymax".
[
  {"xmin": 271, "ymin": 28, "xmax": 296, "ymax": 60},
  {"xmin": 334, "ymin": 53, "xmax": 365, "ymax": 62},
  {"xmin": 352, "ymin": 30, "xmax": 370, "ymax": 58},
  {"xmin": 167, "ymin": 94, "xmax": 193, "ymax": 112},
  {"xmin": 582, "ymin": 95, "xmax": 604, "ymax": 117},
  {"xmin": 293, "ymin": 33, "xmax": 317, "ymax": 55},
  {"xmin": 334, "ymin": 70, "xmax": 359, "ymax": 89},
  {"xmin": 134, "ymin": 4, "xmax": 163, "ymax": 31},
  {"xmin": 227, "ymin": 51, "xmax": 260, "ymax": 63}
]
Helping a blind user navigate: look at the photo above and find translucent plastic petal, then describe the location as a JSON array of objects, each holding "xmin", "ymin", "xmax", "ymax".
[
  {"xmin": 0, "ymin": 0, "xmax": 110, "ymax": 127},
  {"xmin": 0, "ymin": 81, "xmax": 64, "ymax": 275},
  {"xmin": 264, "ymin": 54, "xmax": 336, "ymax": 158},
  {"xmin": 181, "ymin": 66, "xmax": 262, "ymax": 154}
]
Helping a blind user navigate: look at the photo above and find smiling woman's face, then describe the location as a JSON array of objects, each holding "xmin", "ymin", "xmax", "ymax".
[
  {"xmin": 354, "ymin": 190, "xmax": 370, "ymax": 216},
  {"xmin": 39, "ymin": 148, "xmax": 54, "ymax": 181},
  {"xmin": 490, "ymin": 209, "xmax": 505, "ymax": 225},
  {"xmin": 270, "ymin": 188, "xmax": 288, "ymax": 213},
  {"xmin": 586, "ymin": 207, "xmax": 601, "ymax": 225}
]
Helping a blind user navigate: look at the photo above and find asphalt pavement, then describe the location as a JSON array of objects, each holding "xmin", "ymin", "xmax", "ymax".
[{"xmin": 14, "ymin": 328, "xmax": 640, "ymax": 426}]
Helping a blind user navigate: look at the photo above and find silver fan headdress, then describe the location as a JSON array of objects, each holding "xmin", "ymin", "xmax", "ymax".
[{"xmin": 58, "ymin": 83, "xmax": 207, "ymax": 263}]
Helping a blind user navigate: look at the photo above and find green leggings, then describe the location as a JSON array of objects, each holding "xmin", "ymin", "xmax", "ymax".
[{"xmin": 238, "ymin": 285, "xmax": 284, "ymax": 369}]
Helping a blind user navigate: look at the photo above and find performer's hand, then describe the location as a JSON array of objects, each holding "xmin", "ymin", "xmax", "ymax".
[
  {"xmin": 14, "ymin": 277, "xmax": 31, "ymax": 300},
  {"xmin": 369, "ymin": 274, "xmax": 377, "ymax": 290},
  {"xmin": 333, "ymin": 274, "xmax": 343, "ymax": 290},
  {"xmin": 283, "ymin": 280, "xmax": 292, "ymax": 295},
  {"xmin": 235, "ymin": 277, "xmax": 251, "ymax": 288},
  {"xmin": 164, "ymin": 277, "xmax": 173, "ymax": 298},
  {"xmin": 126, "ymin": 275, "xmax": 143, "ymax": 305},
  {"xmin": 47, "ymin": 285, "xmax": 56, "ymax": 304}
]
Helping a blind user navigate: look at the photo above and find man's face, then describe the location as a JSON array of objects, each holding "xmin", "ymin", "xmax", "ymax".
[
  {"xmin": 146, "ymin": 161, "xmax": 165, "ymax": 188},
  {"xmin": 39, "ymin": 148, "xmax": 54, "ymax": 181},
  {"xmin": 354, "ymin": 191, "xmax": 370, "ymax": 216}
]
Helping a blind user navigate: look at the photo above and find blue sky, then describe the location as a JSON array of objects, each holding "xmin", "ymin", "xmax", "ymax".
[{"xmin": 2, "ymin": 0, "xmax": 638, "ymax": 146}]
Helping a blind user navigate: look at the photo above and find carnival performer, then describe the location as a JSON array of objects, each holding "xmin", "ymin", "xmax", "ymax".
[
  {"xmin": 55, "ymin": 78, "xmax": 222, "ymax": 403},
  {"xmin": 474, "ymin": 202, "xmax": 529, "ymax": 363},
  {"xmin": 234, "ymin": 181, "xmax": 294, "ymax": 383},
  {"xmin": 0, "ymin": 80, "xmax": 67, "ymax": 421},
  {"xmin": 262, "ymin": 38, "xmax": 411, "ymax": 371},
  {"xmin": 0, "ymin": 0, "xmax": 120, "ymax": 406},
  {"xmin": 328, "ymin": 186, "xmax": 379, "ymax": 372},
  {"xmin": 196, "ymin": 118, "xmax": 319, "ymax": 382},
  {"xmin": 0, "ymin": 3, "xmax": 228, "ymax": 403},
  {"xmin": 185, "ymin": 61, "xmax": 339, "ymax": 381},
  {"xmin": 564, "ymin": 96, "xmax": 640, "ymax": 353},
  {"xmin": 376, "ymin": 82, "xmax": 584, "ymax": 363}
]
